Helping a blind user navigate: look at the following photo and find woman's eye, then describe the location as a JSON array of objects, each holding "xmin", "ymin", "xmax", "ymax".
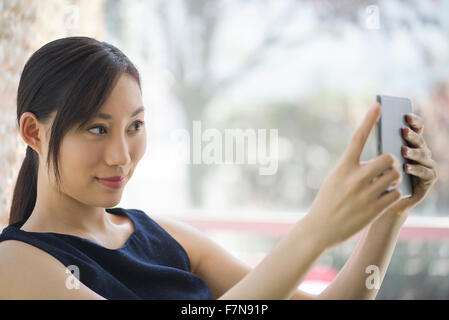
[
  {"xmin": 130, "ymin": 120, "xmax": 145, "ymax": 132},
  {"xmin": 87, "ymin": 120, "xmax": 144, "ymax": 135},
  {"xmin": 88, "ymin": 125, "xmax": 107, "ymax": 135}
]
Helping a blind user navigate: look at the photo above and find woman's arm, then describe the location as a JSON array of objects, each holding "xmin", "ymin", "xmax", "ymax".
[
  {"xmin": 218, "ymin": 104, "xmax": 403, "ymax": 299},
  {"xmin": 217, "ymin": 215, "xmax": 328, "ymax": 300},
  {"xmin": 0, "ymin": 240, "xmax": 106, "ymax": 300},
  {"xmin": 159, "ymin": 104, "xmax": 403, "ymax": 300},
  {"xmin": 317, "ymin": 111, "xmax": 438, "ymax": 300},
  {"xmin": 155, "ymin": 214, "xmax": 320, "ymax": 300},
  {"xmin": 318, "ymin": 208, "xmax": 408, "ymax": 300}
]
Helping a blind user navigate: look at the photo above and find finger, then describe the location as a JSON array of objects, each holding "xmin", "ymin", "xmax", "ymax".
[
  {"xmin": 368, "ymin": 166, "xmax": 401, "ymax": 198},
  {"xmin": 402, "ymin": 146, "xmax": 434, "ymax": 169},
  {"xmin": 402, "ymin": 127, "xmax": 425, "ymax": 148},
  {"xmin": 376, "ymin": 188, "xmax": 402, "ymax": 211},
  {"xmin": 404, "ymin": 164, "xmax": 436, "ymax": 181},
  {"xmin": 361, "ymin": 153, "xmax": 400, "ymax": 183},
  {"xmin": 344, "ymin": 104, "xmax": 381, "ymax": 165},
  {"xmin": 405, "ymin": 113, "xmax": 424, "ymax": 134}
]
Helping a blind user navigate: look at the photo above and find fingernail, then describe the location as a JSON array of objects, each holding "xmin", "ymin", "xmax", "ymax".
[{"xmin": 406, "ymin": 114, "xmax": 412, "ymax": 122}]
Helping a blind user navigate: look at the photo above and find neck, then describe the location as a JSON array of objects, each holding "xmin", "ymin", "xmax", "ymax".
[{"xmin": 23, "ymin": 176, "xmax": 113, "ymax": 235}]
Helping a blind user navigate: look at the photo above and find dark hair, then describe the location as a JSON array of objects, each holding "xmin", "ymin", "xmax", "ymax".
[{"xmin": 9, "ymin": 36, "xmax": 141, "ymax": 225}]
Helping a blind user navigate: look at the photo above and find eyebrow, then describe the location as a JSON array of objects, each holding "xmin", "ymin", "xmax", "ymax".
[{"xmin": 93, "ymin": 106, "xmax": 145, "ymax": 120}]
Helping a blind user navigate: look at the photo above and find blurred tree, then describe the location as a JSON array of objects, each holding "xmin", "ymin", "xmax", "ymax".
[
  {"xmin": 154, "ymin": 0, "xmax": 321, "ymax": 206},
  {"xmin": 105, "ymin": 0, "xmax": 375, "ymax": 206},
  {"xmin": 104, "ymin": 0, "xmax": 448, "ymax": 213}
]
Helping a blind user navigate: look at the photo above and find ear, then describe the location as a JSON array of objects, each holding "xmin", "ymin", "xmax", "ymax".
[{"xmin": 19, "ymin": 112, "xmax": 45, "ymax": 156}]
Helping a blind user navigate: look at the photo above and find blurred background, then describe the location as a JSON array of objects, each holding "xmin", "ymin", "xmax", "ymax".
[{"xmin": 1, "ymin": 0, "xmax": 448, "ymax": 299}]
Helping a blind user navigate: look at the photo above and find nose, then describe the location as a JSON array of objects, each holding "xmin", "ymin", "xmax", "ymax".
[{"xmin": 104, "ymin": 135, "xmax": 131, "ymax": 168}]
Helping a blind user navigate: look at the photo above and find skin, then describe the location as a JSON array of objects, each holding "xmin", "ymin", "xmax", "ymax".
[{"xmin": 18, "ymin": 73, "xmax": 147, "ymax": 248}]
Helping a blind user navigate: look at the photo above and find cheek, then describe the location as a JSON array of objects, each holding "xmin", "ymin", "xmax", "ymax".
[
  {"xmin": 58, "ymin": 133, "xmax": 146, "ymax": 185},
  {"xmin": 58, "ymin": 139, "xmax": 100, "ymax": 183},
  {"xmin": 131, "ymin": 134, "xmax": 147, "ymax": 162}
]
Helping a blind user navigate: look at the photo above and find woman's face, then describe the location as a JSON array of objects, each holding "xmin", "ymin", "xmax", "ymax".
[{"xmin": 48, "ymin": 73, "xmax": 147, "ymax": 208}]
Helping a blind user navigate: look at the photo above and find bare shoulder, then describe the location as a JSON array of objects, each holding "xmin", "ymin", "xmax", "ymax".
[{"xmin": 0, "ymin": 240, "xmax": 105, "ymax": 299}]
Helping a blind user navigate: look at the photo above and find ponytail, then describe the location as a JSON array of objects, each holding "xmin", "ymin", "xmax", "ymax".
[{"xmin": 9, "ymin": 146, "xmax": 38, "ymax": 225}]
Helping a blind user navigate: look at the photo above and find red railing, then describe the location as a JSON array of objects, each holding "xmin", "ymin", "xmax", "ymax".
[
  {"xmin": 167, "ymin": 210, "xmax": 449, "ymax": 295},
  {"xmin": 171, "ymin": 212, "xmax": 449, "ymax": 241}
]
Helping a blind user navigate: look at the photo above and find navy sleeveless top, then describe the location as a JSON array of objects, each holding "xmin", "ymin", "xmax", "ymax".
[{"xmin": 0, "ymin": 207, "xmax": 214, "ymax": 300}]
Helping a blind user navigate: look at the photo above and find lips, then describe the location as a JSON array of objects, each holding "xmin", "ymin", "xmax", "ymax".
[
  {"xmin": 95, "ymin": 175, "xmax": 126, "ymax": 189},
  {"xmin": 97, "ymin": 176, "xmax": 125, "ymax": 181}
]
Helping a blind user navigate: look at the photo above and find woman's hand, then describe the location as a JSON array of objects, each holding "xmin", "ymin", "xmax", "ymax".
[
  {"xmin": 304, "ymin": 104, "xmax": 403, "ymax": 249},
  {"xmin": 388, "ymin": 113, "xmax": 438, "ymax": 215}
]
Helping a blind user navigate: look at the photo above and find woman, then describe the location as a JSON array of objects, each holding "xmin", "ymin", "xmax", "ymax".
[{"xmin": 0, "ymin": 37, "xmax": 438, "ymax": 300}]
